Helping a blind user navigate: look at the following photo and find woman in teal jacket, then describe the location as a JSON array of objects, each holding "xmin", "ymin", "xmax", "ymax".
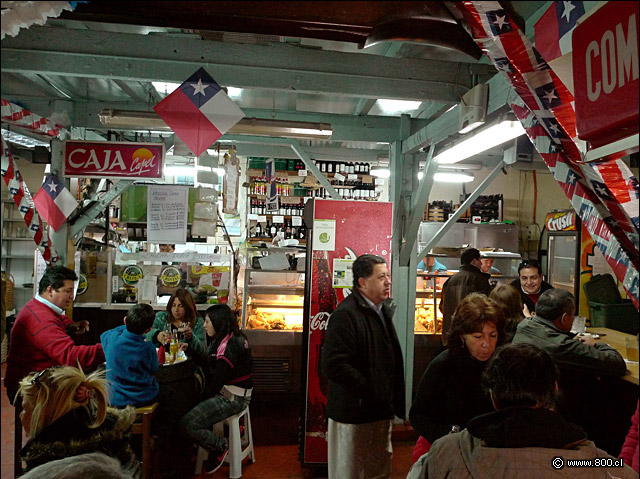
[{"xmin": 146, "ymin": 288, "xmax": 206, "ymax": 355}]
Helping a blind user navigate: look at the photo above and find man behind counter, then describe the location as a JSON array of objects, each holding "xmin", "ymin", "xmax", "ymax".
[{"xmin": 510, "ymin": 259, "xmax": 553, "ymax": 316}]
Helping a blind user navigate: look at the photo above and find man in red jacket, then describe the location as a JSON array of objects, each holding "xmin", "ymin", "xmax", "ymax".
[{"xmin": 4, "ymin": 265, "xmax": 105, "ymax": 403}]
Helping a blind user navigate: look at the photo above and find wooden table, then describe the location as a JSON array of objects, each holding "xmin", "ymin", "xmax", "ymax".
[{"xmin": 587, "ymin": 327, "xmax": 639, "ymax": 385}]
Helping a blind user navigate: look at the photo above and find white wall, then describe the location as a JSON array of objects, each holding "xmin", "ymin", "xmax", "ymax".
[{"xmin": 427, "ymin": 167, "xmax": 572, "ymax": 256}]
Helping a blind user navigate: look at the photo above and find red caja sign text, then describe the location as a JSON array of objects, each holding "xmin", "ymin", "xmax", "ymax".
[{"xmin": 63, "ymin": 140, "xmax": 165, "ymax": 179}]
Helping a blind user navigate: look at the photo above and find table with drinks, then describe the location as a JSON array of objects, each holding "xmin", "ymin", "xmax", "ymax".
[{"xmin": 587, "ymin": 327, "xmax": 639, "ymax": 386}]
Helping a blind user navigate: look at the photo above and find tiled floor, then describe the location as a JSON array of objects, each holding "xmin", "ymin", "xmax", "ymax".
[{"xmin": 1, "ymin": 362, "xmax": 415, "ymax": 478}]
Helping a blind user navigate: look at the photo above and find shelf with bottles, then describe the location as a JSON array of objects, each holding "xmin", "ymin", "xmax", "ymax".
[{"xmin": 247, "ymin": 218, "xmax": 308, "ymax": 242}]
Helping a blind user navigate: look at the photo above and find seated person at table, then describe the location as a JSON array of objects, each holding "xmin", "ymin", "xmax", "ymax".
[
  {"xmin": 417, "ymin": 256, "xmax": 447, "ymax": 272},
  {"xmin": 17, "ymin": 365, "xmax": 140, "ymax": 476},
  {"xmin": 510, "ymin": 259, "xmax": 553, "ymax": 316},
  {"xmin": 146, "ymin": 288, "xmax": 206, "ymax": 355},
  {"xmin": 101, "ymin": 303, "xmax": 159, "ymax": 408},
  {"xmin": 513, "ymin": 288, "xmax": 627, "ymax": 455},
  {"xmin": 489, "ymin": 284, "xmax": 525, "ymax": 343},
  {"xmin": 408, "ymin": 342, "xmax": 637, "ymax": 479},
  {"xmin": 178, "ymin": 304, "xmax": 254, "ymax": 474},
  {"xmin": 409, "ymin": 294, "xmax": 505, "ymax": 462}
]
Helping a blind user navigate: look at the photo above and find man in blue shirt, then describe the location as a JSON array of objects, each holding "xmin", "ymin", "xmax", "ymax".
[
  {"xmin": 417, "ymin": 256, "xmax": 448, "ymax": 273},
  {"xmin": 101, "ymin": 303, "xmax": 159, "ymax": 407}
]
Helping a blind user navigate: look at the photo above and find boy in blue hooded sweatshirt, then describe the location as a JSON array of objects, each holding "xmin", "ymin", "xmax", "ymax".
[{"xmin": 101, "ymin": 303, "xmax": 159, "ymax": 407}]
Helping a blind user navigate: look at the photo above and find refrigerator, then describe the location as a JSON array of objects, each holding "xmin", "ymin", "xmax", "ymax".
[
  {"xmin": 543, "ymin": 210, "xmax": 582, "ymax": 312},
  {"xmin": 299, "ymin": 199, "xmax": 393, "ymax": 465},
  {"xmin": 542, "ymin": 209, "xmax": 616, "ymax": 318}
]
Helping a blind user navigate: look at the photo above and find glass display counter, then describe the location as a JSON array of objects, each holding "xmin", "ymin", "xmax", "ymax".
[{"xmin": 240, "ymin": 246, "xmax": 306, "ymax": 331}]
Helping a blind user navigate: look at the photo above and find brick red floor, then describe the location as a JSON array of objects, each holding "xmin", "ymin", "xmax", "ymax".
[{"xmin": 1, "ymin": 362, "xmax": 415, "ymax": 478}]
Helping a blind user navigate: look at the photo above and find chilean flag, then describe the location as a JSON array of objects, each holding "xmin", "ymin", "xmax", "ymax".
[
  {"xmin": 534, "ymin": 1, "xmax": 585, "ymax": 62},
  {"xmin": 153, "ymin": 68, "xmax": 244, "ymax": 157},
  {"xmin": 33, "ymin": 174, "xmax": 78, "ymax": 231}
]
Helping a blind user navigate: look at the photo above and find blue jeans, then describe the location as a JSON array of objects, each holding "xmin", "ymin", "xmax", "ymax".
[{"xmin": 179, "ymin": 393, "xmax": 250, "ymax": 452}]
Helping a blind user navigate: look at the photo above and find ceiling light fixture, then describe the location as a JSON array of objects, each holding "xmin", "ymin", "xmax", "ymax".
[
  {"xmin": 434, "ymin": 172, "xmax": 475, "ymax": 183},
  {"xmin": 434, "ymin": 119, "xmax": 526, "ymax": 164},
  {"xmin": 376, "ymin": 99, "xmax": 422, "ymax": 114},
  {"xmin": 98, "ymin": 110, "xmax": 332, "ymax": 140},
  {"xmin": 226, "ymin": 87, "xmax": 242, "ymax": 99}
]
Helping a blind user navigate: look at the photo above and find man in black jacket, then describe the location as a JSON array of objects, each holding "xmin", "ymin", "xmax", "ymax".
[
  {"xmin": 440, "ymin": 248, "xmax": 492, "ymax": 344},
  {"xmin": 321, "ymin": 254, "xmax": 405, "ymax": 479}
]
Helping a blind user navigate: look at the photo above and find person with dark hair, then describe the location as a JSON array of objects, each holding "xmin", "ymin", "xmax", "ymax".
[
  {"xmin": 510, "ymin": 259, "xmax": 553, "ymax": 316},
  {"xmin": 100, "ymin": 303, "xmax": 159, "ymax": 407},
  {"xmin": 178, "ymin": 304, "xmax": 253, "ymax": 474},
  {"xmin": 4, "ymin": 265, "xmax": 105, "ymax": 403},
  {"xmin": 321, "ymin": 254, "xmax": 405, "ymax": 479},
  {"xmin": 410, "ymin": 293, "xmax": 505, "ymax": 462},
  {"xmin": 146, "ymin": 288, "xmax": 206, "ymax": 355},
  {"xmin": 407, "ymin": 343, "xmax": 637, "ymax": 479},
  {"xmin": 489, "ymin": 283, "xmax": 525, "ymax": 342},
  {"xmin": 439, "ymin": 247, "xmax": 492, "ymax": 344},
  {"xmin": 513, "ymin": 288, "xmax": 627, "ymax": 454}
]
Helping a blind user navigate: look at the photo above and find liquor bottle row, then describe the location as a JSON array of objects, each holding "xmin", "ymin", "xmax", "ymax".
[
  {"xmin": 250, "ymin": 220, "xmax": 307, "ymax": 240},
  {"xmin": 250, "ymin": 198, "xmax": 305, "ymax": 216},
  {"xmin": 315, "ymin": 183, "xmax": 379, "ymax": 200},
  {"xmin": 250, "ymin": 178, "xmax": 293, "ymax": 196},
  {"xmin": 313, "ymin": 160, "xmax": 370, "ymax": 175}
]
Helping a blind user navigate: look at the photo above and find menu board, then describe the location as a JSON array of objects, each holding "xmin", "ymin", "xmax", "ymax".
[{"xmin": 147, "ymin": 185, "xmax": 188, "ymax": 244}]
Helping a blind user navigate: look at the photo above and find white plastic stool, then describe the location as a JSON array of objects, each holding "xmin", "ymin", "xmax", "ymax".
[{"xmin": 194, "ymin": 405, "xmax": 255, "ymax": 478}]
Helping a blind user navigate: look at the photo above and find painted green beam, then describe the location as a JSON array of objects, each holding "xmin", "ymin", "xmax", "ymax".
[
  {"xmin": 69, "ymin": 179, "xmax": 135, "ymax": 239},
  {"xmin": 399, "ymin": 144, "xmax": 437, "ymax": 265},
  {"xmin": 2, "ymin": 26, "xmax": 496, "ymax": 102}
]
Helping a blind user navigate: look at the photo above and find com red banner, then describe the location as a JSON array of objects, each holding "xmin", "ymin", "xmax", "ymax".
[
  {"xmin": 63, "ymin": 140, "xmax": 165, "ymax": 179},
  {"xmin": 572, "ymin": 1, "xmax": 639, "ymax": 147}
]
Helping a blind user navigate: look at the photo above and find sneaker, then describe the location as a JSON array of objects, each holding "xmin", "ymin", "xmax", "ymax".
[{"xmin": 204, "ymin": 446, "xmax": 228, "ymax": 474}]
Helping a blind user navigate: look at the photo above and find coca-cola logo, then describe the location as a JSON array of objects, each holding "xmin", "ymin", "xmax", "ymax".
[{"xmin": 310, "ymin": 312, "xmax": 330, "ymax": 331}]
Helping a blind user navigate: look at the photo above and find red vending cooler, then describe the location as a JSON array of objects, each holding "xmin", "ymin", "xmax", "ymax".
[{"xmin": 299, "ymin": 199, "xmax": 393, "ymax": 465}]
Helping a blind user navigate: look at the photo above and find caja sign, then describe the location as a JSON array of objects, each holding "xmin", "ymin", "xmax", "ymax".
[
  {"xmin": 63, "ymin": 140, "xmax": 165, "ymax": 179},
  {"xmin": 573, "ymin": 1, "xmax": 639, "ymax": 147},
  {"xmin": 545, "ymin": 210, "xmax": 577, "ymax": 232}
]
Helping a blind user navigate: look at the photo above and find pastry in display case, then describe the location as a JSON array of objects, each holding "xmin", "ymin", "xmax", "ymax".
[
  {"xmin": 415, "ymin": 298, "xmax": 443, "ymax": 334},
  {"xmin": 240, "ymin": 246, "xmax": 306, "ymax": 332},
  {"xmin": 246, "ymin": 299, "xmax": 304, "ymax": 331}
]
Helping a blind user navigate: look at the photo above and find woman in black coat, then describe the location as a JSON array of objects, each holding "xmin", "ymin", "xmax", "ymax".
[{"xmin": 410, "ymin": 293, "xmax": 506, "ymax": 462}]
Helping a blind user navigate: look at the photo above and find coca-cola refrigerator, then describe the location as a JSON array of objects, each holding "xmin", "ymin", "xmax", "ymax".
[{"xmin": 300, "ymin": 198, "xmax": 393, "ymax": 465}]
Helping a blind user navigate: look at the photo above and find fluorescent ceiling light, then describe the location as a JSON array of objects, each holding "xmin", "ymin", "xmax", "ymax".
[
  {"xmin": 152, "ymin": 81, "xmax": 180, "ymax": 96},
  {"xmin": 458, "ymin": 120, "xmax": 484, "ymax": 134},
  {"xmin": 434, "ymin": 172, "xmax": 475, "ymax": 183},
  {"xmin": 99, "ymin": 110, "xmax": 332, "ymax": 140},
  {"xmin": 376, "ymin": 99, "xmax": 422, "ymax": 114},
  {"xmin": 369, "ymin": 168, "xmax": 390, "ymax": 178},
  {"xmin": 1, "ymin": 129, "xmax": 50, "ymax": 148},
  {"xmin": 434, "ymin": 120, "xmax": 526, "ymax": 165},
  {"xmin": 226, "ymin": 87, "xmax": 242, "ymax": 99}
]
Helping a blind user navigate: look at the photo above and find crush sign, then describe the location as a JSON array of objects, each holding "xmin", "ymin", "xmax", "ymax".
[
  {"xmin": 63, "ymin": 140, "xmax": 165, "ymax": 179},
  {"xmin": 572, "ymin": 1, "xmax": 639, "ymax": 147}
]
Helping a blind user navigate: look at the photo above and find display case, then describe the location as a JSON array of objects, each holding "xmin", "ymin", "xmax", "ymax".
[
  {"xmin": 413, "ymin": 251, "xmax": 522, "ymax": 334},
  {"xmin": 240, "ymin": 246, "xmax": 306, "ymax": 331}
]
